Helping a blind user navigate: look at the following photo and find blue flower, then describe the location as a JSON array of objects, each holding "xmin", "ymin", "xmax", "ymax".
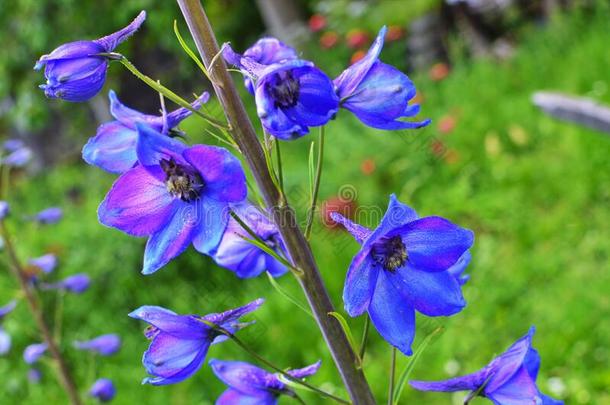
[
  {"xmin": 331, "ymin": 194, "xmax": 473, "ymax": 355},
  {"xmin": 29, "ymin": 207, "xmax": 63, "ymax": 224},
  {"xmin": 210, "ymin": 359, "xmax": 321, "ymax": 405},
  {"xmin": 23, "ymin": 343, "xmax": 48, "ymax": 364},
  {"xmin": 238, "ymin": 37, "xmax": 298, "ymax": 94},
  {"xmin": 224, "ymin": 46, "xmax": 339, "ymax": 140},
  {"xmin": 82, "ymin": 90, "xmax": 209, "ymax": 174},
  {"xmin": 3, "ymin": 139, "xmax": 25, "ymax": 152},
  {"xmin": 2, "ymin": 147, "xmax": 33, "ymax": 167},
  {"xmin": 28, "ymin": 254, "xmax": 58, "ymax": 274},
  {"xmin": 0, "ymin": 300, "xmax": 16, "ymax": 355},
  {"xmin": 334, "ymin": 27, "xmax": 430, "ymax": 130},
  {"xmin": 98, "ymin": 124, "xmax": 247, "ymax": 274},
  {"xmin": 211, "ymin": 203, "xmax": 288, "ymax": 279},
  {"xmin": 28, "ymin": 368, "xmax": 42, "ymax": 384},
  {"xmin": 74, "ymin": 334, "xmax": 121, "ymax": 356},
  {"xmin": 410, "ymin": 326, "xmax": 564, "ymax": 405},
  {"xmin": 128, "ymin": 298, "xmax": 263, "ymax": 385},
  {"xmin": 35, "ymin": 11, "xmax": 146, "ymax": 102},
  {"xmin": 0, "ymin": 201, "xmax": 9, "ymax": 220},
  {"xmin": 42, "ymin": 273, "xmax": 90, "ymax": 294},
  {"xmin": 89, "ymin": 378, "xmax": 116, "ymax": 402}
]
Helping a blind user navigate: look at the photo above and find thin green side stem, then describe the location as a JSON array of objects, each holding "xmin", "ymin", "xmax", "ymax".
[
  {"xmin": 359, "ymin": 315, "xmax": 370, "ymax": 362},
  {"xmin": 388, "ymin": 348, "xmax": 397, "ymax": 405},
  {"xmin": 304, "ymin": 126, "xmax": 325, "ymax": 239},
  {"xmin": 275, "ymin": 139, "xmax": 284, "ymax": 193}
]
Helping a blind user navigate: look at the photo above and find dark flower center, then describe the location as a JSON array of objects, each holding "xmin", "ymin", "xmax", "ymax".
[
  {"xmin": 267, "ymin": 70, "xmax": 300, "ymax": 109},
  {"xmin": 371, "ymin": 235, "xmax": 408, "ymax": 272},
  {"xmin": 160, "ymin": 158, "xmax": 204, "ymax": 202}
]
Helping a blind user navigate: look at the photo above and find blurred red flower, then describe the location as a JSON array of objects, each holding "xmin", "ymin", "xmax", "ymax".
[
  {"xmin": 320, "ymin": 196, "xmax": 358, "ymax": 229},
  {"xmin": 360, "ymin": 158, "xmax": 376, "ymax": 175},
  {"xmin": 429, "ymin": 62, "xmax": 450, "ymax": 81},
  {"xmin": 386, "ymin": 25, "xmax": 405, "ymax": 42},
  {"xmin": 346, "ymin": 29, "xmax": 370, "ymax": 49},
  {"xmin": 320, "ymin": 31, "xmax": 339, "ymax": 49},
  {"xmin": 308, "ymin": 14, "xmax": 327, "ymax": 32},
  {"xmin": 350, "ymin": 50, "xmax": 366, "ymax": 64},
  {"xmin": 438, "ymin": 115, "xmax": 457, "ymax": 134}
]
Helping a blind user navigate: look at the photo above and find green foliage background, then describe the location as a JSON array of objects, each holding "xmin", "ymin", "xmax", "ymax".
[{"xmin": 1, "ymin": 1, "xmax": 609, "ymax": 404}]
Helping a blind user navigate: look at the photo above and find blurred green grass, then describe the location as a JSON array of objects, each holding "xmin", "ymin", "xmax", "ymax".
[{"xmin": 1, "ymin": 6, "xmax": 610, "ymax": 405}]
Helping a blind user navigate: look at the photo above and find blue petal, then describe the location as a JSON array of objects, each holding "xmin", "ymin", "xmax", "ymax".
[
  {"xmin": 191, "ymin": 197, "xmax": 231, "ymax": 256},
  {"xmin": 36, "ymin": 41, "xmax": 105, "ymax": 67},
  {"xmin": 128, "ymin": 306, "xmax": 207, "ymax": 339},
  {"xmin": 82, "ymin": 121, "xmax": 138, "ymax": 173},
  {"xmin": 486, "ymin": 327, "xmax": 535, "ymax": 394},
  {"xmin": 368, "ymin": 270, "xmax": 416, "ymax": 356},
  {"xmin": 362, "ymin": 194, "xmax": 419, "ymax": 251},
  {"xmin": 42, "ymin": 59, "xmax": 108, "ymax": 102},
  {"xmin": 23, "ymin": 343, "xmax": 48, "ymax": 364},
  {"xmin": 486, "ymin": 366, "xmax": 539, "ymax": 405},
  {"xmin": 343, "ymin": 252, "xmax": 379, "ymax": 317},
  {"xmin": 447, "ymin": 251, "xmax": 472, "ymax": 285},
  {"xmin": 216, "ymin": 388, "xmax": 277, "ymax": 405},
  {"xmin": 0, "ymin": 300, "xmax": 16, "ymax": 319},
  {"xmin": 202, "ymin": 299, "xmax": 264, "ymax": 329},
  {"xmin": 0, "ymin": 328, "xmax": 11, "ymax": 355},
  {"xmin": 329, "ymin": 212, "xmax": 372, "ymax": 244},
  {"xmin": 108, "ymin": 90, "xmax": 152, "ymax": 127},
  {"xmin": 539, "ymin": 393, "xmax": 564, "ymax": 405},
  {"xmin": 287, "ymin": 360, "xmax": 322, "ymax": 379},
  {"xmin": 388, "ymin": 264, "xmax": 466, "ymax": 317},
  {"xmin": 143, "ymin": 203, "xmax": 197, "ymax": 274},
  {"xmin": 209, "ymin": 359, "xmax": 280, "ymax": 395},
  {"xmin": 95, "ymin": 11, "xmax": 146, "ymax": 51},
  {"xmin": 397, "ymin": 216, "xmax": 474, "ymax": 272},
  {"xmin": 255, "ymin": 85, "xmax": 307, "ymax": 139},
  {"xmin": 410, "ymin": 368, "xmax": 488, "ymax": 392},
  {"xmin": 135, "ymin": 123, "xmax": 187, "ymax": 175}
]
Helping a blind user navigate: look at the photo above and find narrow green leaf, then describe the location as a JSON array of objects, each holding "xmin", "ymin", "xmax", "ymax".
[
  {"xmin": 393, "ymin": 327, "xmax": 443, "ymax": 404},
  {"xmin": 308, "ymin": 141, "xmax": 315, "ymax": 198},
  {"xmin": 328, "ymin": 312, "xmax": 362, "ymax": 368},
  {"xmin": 266, "ymin": 272, "xmax": 313, "ymax": 319},
  {"xmin": 173, "ymin": 20, "xmax": 209, "ymax": 78}
]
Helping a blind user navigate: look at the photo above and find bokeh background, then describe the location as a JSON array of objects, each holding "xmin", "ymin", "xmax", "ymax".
[{"xmin": 1, "ymin": 0, "xmax": 609, "ymax": 403}]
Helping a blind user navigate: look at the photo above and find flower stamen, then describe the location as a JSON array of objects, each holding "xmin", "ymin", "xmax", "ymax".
[{"xmin": 371, "ymin": 235, "xmax": 408, "ymax": 272}]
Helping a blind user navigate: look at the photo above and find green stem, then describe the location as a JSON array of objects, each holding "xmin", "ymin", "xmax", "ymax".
[
  {"xmin": 304, "ymin": 126, "xmax": 325, "ymax": 239},
  {"xmin": 388, "ymin": 348, "xmax": 397, "ymax": 405},
  {"xmin": 53, "ymin": 291, "xmax": 65, "ymax": 344},
  {"xmin": 275, "ymin": 139, "xmax": 284, "ymax": 193},
  {"xmin": 359, "ymin": 316, "xmax": 370, "ymax": 362}
]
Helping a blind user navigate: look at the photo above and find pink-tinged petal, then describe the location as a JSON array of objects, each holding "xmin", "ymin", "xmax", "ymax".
[
  {"xmin": 82, "ymin": 121, "xmax": 137, "ymax": 174},
  {"xmin": 397, "ymin": 216, "xmax": 474, "ymax": 272},
  {"xmin": 216, "ymin": 388, "xmax": 277, "ymax": 405},
  {"xmin": 98, "ymin": 165, "xmax": 176, "ymax": 237},
  {"xmin": 182, "ymin": 145, "xmax": 247, "ymax": 202},
  {"xmin": 343, "ymin": 251, "xmax": 379, "ymax": 317},
  {"xmin": 209, "ymin": 359, "xmax": 279, "ymax": 395},
  {"xmin": 95, "ymin": 11, "xmax": 146, "ymax": 51},
  {"xmin": 128, "ymin": 306, "xmax": 207, "ymax": 339},
  {"xmin": 388, "ymin": 264, "xmax": 466, "ymax": 317},
  {"xmin": 142, "ymin": 203, "xmax": 198, "ymax": 274},
  {"xmin": 368, "ymin": 270, "xmax": 416, "ymax": 356}
]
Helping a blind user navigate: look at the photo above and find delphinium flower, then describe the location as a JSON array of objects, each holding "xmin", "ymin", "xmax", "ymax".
[
  {"xmin": 3, "ymin": 139, "xmax": 25, "ymax": 152},
  {"xmin": 448, "ymin": 251, "xmax": 471, "ymax": 286},
  {"xmin": 89, "ymin": 378, "xmax": 116, "ymax": 402},
  {"xmin": 224, "ymin": 44, "xmax": 339, "ymax": 140},
  {"xmin": 2, "ymin": 147, "xmax": 33, "ymax": 167},
  {"xmin": 331, "ymin": 194, "xmax": 473, "ymax": 355},
  {"xmin": 210, "ymin": 359, "xmax": 321, "ymax": 404},
  {"xmin": 74, "ymin": 333, "xmax": 121, "ymax": 356},
  {"xmin": 210, "ymin": 203, "xmax": 288, "ymax": 279},
  {"xmin": 0, "ymin": 201, "xmax": 9, "ymax": 220},
  {"xmin": 128, "ymin": 298, "xmax": 263, "ymax": 385},
  {"xmin": 34, "ymin": 11, "xmax": 146, "ymax": 102},
  {"xmin": 41, "ymin": 273, "xmax": 90, "ymax": 294},
  {"xmin": 28, "ymin": 253, "xmax": 58, "ymax": 274},
  {"xmin": 410, "ymin": 327, "xmax": 564, "ymax": 404},
  {"xmin": 0, "ymin": 300, "xmax": 17, "ymax": 355},
  {"xmin": 98, "ymin": 124, "xmax": 247, "ymax": 274},
  {"xmin": 29, "ymin": 207, "xmax": 63, "ymax": 224},
  {"xmin": 82, "ymin": 90, "xmax": 210, "ymax": 173},
  {"xmin": 23, "ymin": 343, "xmax": 48, "ymax": 364},
  {"xmin": 334, "ymin": 26, "xmax": 431, "ymax": 130},
  {"xmin": 28, "ymin": 368, "xmax": 42, "ymax": 384}
]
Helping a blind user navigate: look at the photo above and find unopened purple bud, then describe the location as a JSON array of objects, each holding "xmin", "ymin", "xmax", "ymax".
[
  {"xmin": 42, "ymin": 273, "xmax": 90, "ymax": 294},
  {"xmin": 32, "ymin": 207, "xmax": 63, "ymax": 224},
  {"xmin": 74, "ymin": 334, "xmax": 121, "ymax": 356},
  {"xmin": 23, "ymin": 343, "xmax": 48, "ymax": 364},
  {"xmin": 28, "ymin": 368, "xmax": 42, "ymax": 383},
  {"xmin": 90, "ymin": 378, "xmax": 116, "ymax": 402},
  {"xmin": 3, "ymin": 147, "xmax": 32, "ymax": 167},
  {"xmin": 29, "ymin": 254, "xmax": 58, "ymax": 274},
  {"xmin": 0, "ymin": 201, "xmax": 9, "ymax": 220}
]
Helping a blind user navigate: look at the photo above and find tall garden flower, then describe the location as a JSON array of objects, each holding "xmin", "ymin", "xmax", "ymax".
[
  {"xmin": 0, "ymin": 300, "xmax": 16, "ymax": 355},
  {"xmin": 35, "ymin": 11, "xmax": 146, "ymax": 102},
  {"xmin": 224, "ymin": 45, "xmax": 339, "ymax": 140},
  {"xmin": 89, "ymin": 378, "xmax": 116, "ymax": 402},
  {"xmin": 98, "ymin": 124, "xmax": 247, "ymax": 274},
  {"xmin": 23, "ymin": 343, "xmax": 48, "ymax": 364},
  {"xmin": 82, "ymin": 90, "xmax": 209, "ymax": 173},
  {"xmin": 331, "ymin": 194, "xmax": 473, "ymax": 355},
  {"xmin": 211, "ymin": 203, "xmax": 288, "ymax": 279},
  {"xmin": 41, "ymin": 273, "xmax": 90, "ymax": 294},
  {"xmin": 410, "ymin": 327, "xmax": 564, "ymax": 404},
  {"xmin": 128, "ymin": 298, "xmax": 263, "ymax": 385},
  {"xmin": 334, "ymin": 26, "xmax": 431, "ymax": 130},
  {"xmin": 28, "ymin": 254, "xmax": 58, "ymax": 274},
  {"xmin": 74, "ymin": 334, "xmax": 121, "ymax": 356},
  {"xmin": 238, "ymin": 38, "xmax": 298, "ymax": 93},
  {"xmin": 210, "ymin": 359, "xmax": 321, "ymax": 404}
]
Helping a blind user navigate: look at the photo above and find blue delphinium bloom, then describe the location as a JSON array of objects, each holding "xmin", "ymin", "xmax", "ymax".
[
  {"xmin": 210, "ymin": 359, "xmax": 321, "ymax": 405},
  {"xmin": 30, "ymin": 207, "xmax": 63, "ymax": 224},
  {"xmin": 74, "ymin": 334, "xmax": 121, "ymax": 356},
  {"xmin": 3, "ymin": 139, "xmax": 25, "ymax": 152},
  {"xmin": 42, "ymin": 273, "xmax": 90, "ymax": 294},
  {"xmin": 82, "ymin": 90, "xmax": 210, "ymax": 174},
  {"xmin": 24, "ymin": 343, "xmax": 48, "ymax": 364},
  {"xmin": 238, "ymin": 38, "xmax": 298, "ymax": 94},
  {"xmin": 98, "ymin": 124, "xmax": 247, "ymax": 274},
  {"xmin": 334, "ymin": 27, "xmax": 430, "ymax": 130},
  {"xmin": 211, "ymin": 203, "xmax": 288, "ymax": 279},
  {"xmin": 35, "ymin": 11, "xmax": 146, "ymax": 102},
  {"xmin": 410, "ymin": 327, "xmax": 564, "ymax": 405},
  {"xmin": 28, "ymin": 254, "xmax": 58, "ymax": 274},
  {"xmin": 224, "ymin": 45, "xmax": 339, "ymax": 140},
  {"xmin": 0, "ymin": 201, "xmax": 9, "ymax": 220},
  {"xmin": 129, "ymin": 298, "xmax": 263, "ymax": 385},
  {"xmin": 331, "ymin": 194, "xmax": 473, "ymax": 355},
  {"xmin": 2, "ymin": 147, "xmax": 33, "ymax": 167},
  {"xmin": 0, "ymin": 300, "xmax": 17, "ymax": 355},
  {"xmin": 89, "ymin": 378, "xmax": 116, "ymax": 402}
]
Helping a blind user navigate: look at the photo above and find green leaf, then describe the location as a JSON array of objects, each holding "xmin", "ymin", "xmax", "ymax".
[
  {"xmin": 173, "ymin": 20, "xmax": 209, "ymax": 78},
  {"xmin": 266, "ymin": 272, "xmax": 313, "ymax": 319},
  {"xmin": 393, "ymin": 327, "xmax": 443, "ymax": 404},
  {"xmin": 328, "ymin": 312, "xmax": 362, "ymax": 368}
]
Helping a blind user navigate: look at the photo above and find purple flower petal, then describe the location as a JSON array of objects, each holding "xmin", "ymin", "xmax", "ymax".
[
  {"xmin": 0, "ymin": 328, "xmax": 11, "ymax": 355},
  {"xmin": 98, "ymin": 165, "xmax": 177, "ymax": 237},
  {"xmin": 23, "ymin": 343, "xmax": 48, "ymax": 364},
  {"xmin": 0, "ymin": 201, "xmax": 9, "ymax": 220},
  {"xmin": 217, "ymin": 388, "xmax": 277, "ymax": 405},
  {"xmin": 82, "ymin": 121, "xmax": 138, "ymax": 174},
  {"xmin": 329, "ymin": 212, "xmax": 372, "ymax": 244},
  {"xmin": 135, "ymin": 124, "xmax": 188, "ymax": 173},
  {"xmin": 209, "ymin": 359, "xmax": 282, "ymax": 396},
  {"xmin": 368, "ymin": 271, "xmax": 416, "ymax": 356},
  {"xmin": 0, "ymin": 300, "xmax": 16, "ymax": 320},
  {"xmin": 343, "ymin": 252, "xmax": 379, "ymax": 317},
  {"xmin": 191, "ymin": 197, "xmax": 232, "ymax": 256},
  {"xmin": 95, "ymin": 11, "xmax": 146, "ymax": 51},
  {"xmin": 32, "ymin": 207, "xmax": 63, "ymax": 224},
  {"xmin": 128, "ymin": 306, "xmax": 207, "ymax": 339},
  {"xmin": 28, "ymin": 254, "xmax": 58, "ymax": 274},
  {"xmin": 362, "ymin": 194, "xmax": 419, "ymax": 250},
  {"xmin": 286, "ymin": 360, "xmax": 321, "ymax": 379},
  {"xmin": 447, "ymin": 251, "xmax": 471, "ymax": 286},
  {"xmin": 487, "ymin": 366, "xmax": 539, "ymax": 404},
  {"xmin": 410, "ymin": 369, "xmax": 488, "ymax": 392},
  {"xmin": 203, "ymin": 298, "xmax": 264, "ymax": 328},
  {"xmin": 89, "ymin": 378, "xmax": 116, "ymax": 402},
  {"xmin": 3, "ymin": 147, "xmax": 33, "ymax": 167},
  {"xmin": 74, "ymin": 334, "xmax": 121, "ymax": 356},
  {"xmin": 486, "ymin": 327, "xmax": 536, "ymax": 393}
]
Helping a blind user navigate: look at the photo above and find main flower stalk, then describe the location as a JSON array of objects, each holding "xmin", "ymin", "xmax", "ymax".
[{"xmin": 175, "ymin": 1, "xmax": 375, "ymax": 403}]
